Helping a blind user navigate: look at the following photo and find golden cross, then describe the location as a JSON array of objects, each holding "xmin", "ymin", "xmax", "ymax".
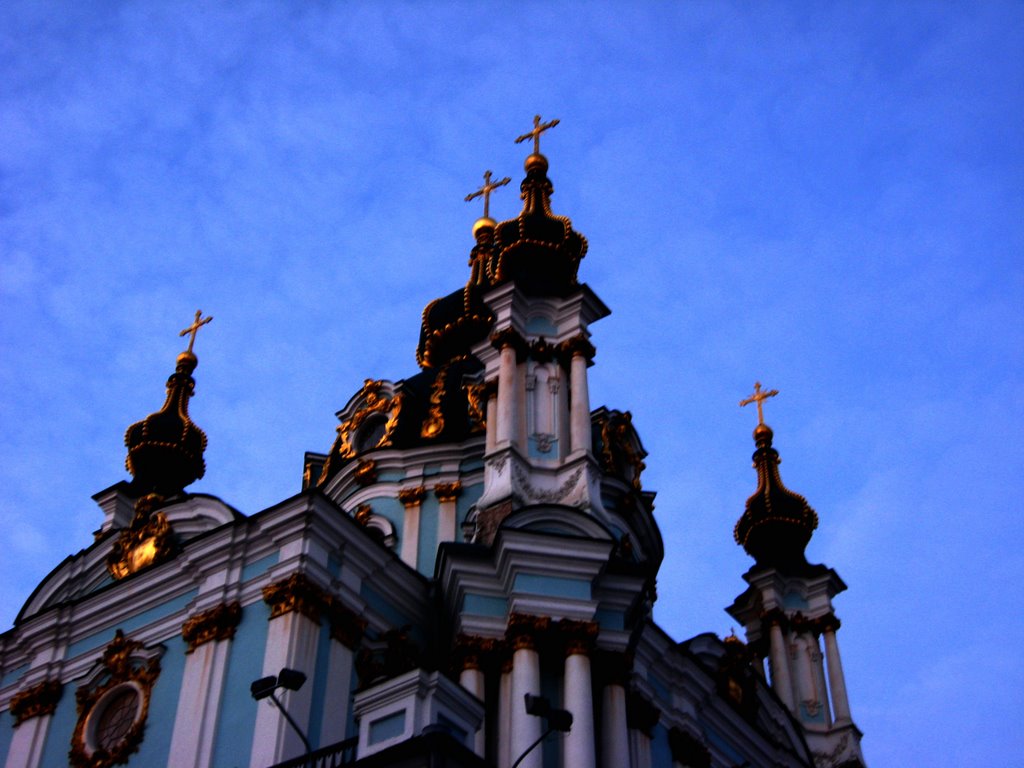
[
  {"xmin": 179, "ymin": 309, "xmax": 213, "ymax": 354},
  {"xmin": 739, "ymin": 381, "xmax": 779, "ymax": 426},
  {"xmin": 464, "ymin": 170, "xmax": 511, "ymax": 219},
  {"xmin": 515, "ymin": 114, "xmax": 560, "ymax": 155}
]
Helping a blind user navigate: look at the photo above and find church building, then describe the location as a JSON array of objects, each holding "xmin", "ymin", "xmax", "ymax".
[{"xmin": 0, "ymin": 118, "xmax": 866, "ymax": 768}]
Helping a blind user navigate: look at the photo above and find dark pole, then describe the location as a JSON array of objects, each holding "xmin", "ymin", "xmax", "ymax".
[
  {"xmin": 510, "ymin": 726, "xmax": 555, "ymax": 768},
  {"xmin": 268, "ymin": 690, "xmax": 313, "ymax": 759}
]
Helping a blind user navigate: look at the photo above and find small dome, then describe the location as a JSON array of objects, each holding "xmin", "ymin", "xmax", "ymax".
[{"xmin": 124, "ymin": 353, "xmax": 207, "ymax": 497}]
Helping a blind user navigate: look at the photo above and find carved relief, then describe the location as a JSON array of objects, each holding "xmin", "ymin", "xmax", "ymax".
[
  {"xmin": 512, "ymin": 463, "xmax": 583, "ymax": 503},
  {"xmin": 106, "ymin": 497, "xmax": 175, "ymax": 580},
  {"xmin": 69, "ymin": 631, "xmax": 161, "ymax": 768},
  {"xmin": 398, "ymin": 486, "xmax": 427, "ymax": 507},
  {"xmin": 181, "ymin": 602, "xmax": 242, "ymax": 653},
  {"xmin": 434, "ymin": 481, "xmax": 463, "ymax": 503},
  {"xmin": 334, "ymin": 380, "xmax": 403, "ymax": 461},
  {"xmin": 353, "ymin": 459, "xmax": 378, "ymax": 487},
  {"xmin": 557, "ymin": 618, "xmax": 598, "ymax": 657},
  {"xmin": 10, "ymin": 679, "xmax": 63, "ymax": 726},
  {"xmin": 420, "ymin": 368, "xmax": 447, "ymax": 438},
  {"xmin": 596, "ymin": 411, "xmax": 646, "ymax": 491}
]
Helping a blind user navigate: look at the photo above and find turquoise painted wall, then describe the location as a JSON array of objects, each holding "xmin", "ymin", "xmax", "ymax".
[
  {"xmin": 651, "ymin": 723, "xmax": 673, "ymax": 767},
  {"xmin": 65, "ymin": 588, "xmax": 198, "ymax": 659},
  {"xmin": 131, "ymin": 632, "xmax": 186, "ymax": 766},
  {"xmin": 455, "ymin": 483, "xmax": 483, "ymax": 544},
  {"xmin": 306, "ymin": 621, "xmax": 333, "ymax": 750},
  {"xmin": 0, "ymin": 711, "xmax": 13, "ymax": 766},
  {"xmin": 212, "ymin": 600, "xmax": 271, "ymax": 768},
  {"xmin": 38, "ymin": 672, "xmax": 79, "ymax": 767},
  {"xmin": 363, "ymin": 495, "xmax": 405, "ymax": 542},
  {"xmin": 417, "ymin": 497, "xmax": 439, "ymax": 576}
]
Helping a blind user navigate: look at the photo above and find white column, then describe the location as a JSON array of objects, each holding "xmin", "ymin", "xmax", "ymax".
[
  {"xmin": 569, "ymin": 351, "xmax": 591, "ymax": 454},
  {"xmin": 249, "ymin": 609, "xmax": 320, "ymax": 768},
  {"xmin": 6, "ymin": 712, "xmax": 51, "ymax": 768},
  {"xmin": 629, "ymin": 729, "xmax": 652, "ymax": 768},
  {"xmin": 517, "ymin": 358, "xmax": 529, "ymax": 449},
  {"xmin": 768, "ymin": 620, "xmax": 795, "ymax": 711},
  {"xmin": 459, "ymin": 665, "xmax": 487, "ymax": 757},
  {"xmin": 510, "ymin": 644, "xmax": 543, "ymax": 768},
  {"xmin": 823, "ymin": 627, "xmax": 852, "ymax": 722},
  {"xmin": 563, "ymin": 652, "xmax": 596, "ymax": 768},
  {"xmin": 498, "ymin": 661, "xmax": 513, "ymax": 768},
  {"xmin": 497, "ymin": 344, "xmax": 518, "ymax": 448},
  {"xmin": 169, "ymin": 637, "xmax": 232, "ymax": 767},
  {"xmin": 793, "ymin": 634, "xmax": 816, "ymax": 714},
  {"xmin": 601, "ymin": 684, "xmax": 630, "ymax": 768}
]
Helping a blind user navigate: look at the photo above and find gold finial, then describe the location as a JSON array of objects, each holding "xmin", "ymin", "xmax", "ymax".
[
  {"xmin": 465, "ymin": 170, "xmax": 511, "ymax": 220},
  {"xmin": 179, "ymin": 310, "xmax": 213, "ymax": 354},
  {"xmin": 740, "ymin": 381, "xmax": 779, "ymax": 426},
  {"xmin": 515, "ymin": 114, "xmax": 560, "ymax": 156}
]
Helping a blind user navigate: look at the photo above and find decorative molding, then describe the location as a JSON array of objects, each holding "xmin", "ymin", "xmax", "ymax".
[
  {"xmin": 398, "ymin": 486, "xmax": 426, "ymax": 507},
  {"xmin": 354, "ymin": 503, "xmax": 374, "ymax": 526},
  {"xmin": 434, "ymin": 481, "xmax": 463, "ymax": 503},
  {"xmin": 512, "ymin": 463, "xmax": 583, "ymax": 503},
  {"xmin": 10, "ymin": 679, "xmax": 63, "ymax": 726},
  {"xmin": 262, "ymin": 573, "xmax": 330, "ymax": 623},
  {"xmin": 559, "ymin": 334, "xmax": 596, "ymax": 364},
  {"xmin": 420, "ymin": 367, "xmax": 447, "ymax": 438},
  {"xmin": 490, "ymin": 328, "xmax": 528, "ymax": 359},
  {"xmin": 452, "ymin": 634, "xmax": 497, "ymax": 673},
  {"xmin": 505, "ymin": 613, "xmax": 550, "ymax": 652},
  {"xmin": 69, "ymin": 631, "xmax": 161, "ymax": 768},
  {"xmin": 181, "ymin": 602, "xmax": 242, "ymax": 653},
  {"xmin": 106, "ymin": 501, "xmax": 175, "ymax": 580},
  {"xmin": 353, "ymin": 459, "xmax": 378, "ymax": 487},
  {"xmin": 557, "ymin": 618, "xmax": 598, "ymax": 657}
]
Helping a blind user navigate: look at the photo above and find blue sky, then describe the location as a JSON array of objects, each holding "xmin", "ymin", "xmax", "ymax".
[{"xmin": 1, "ymin": 2, "xmax": 1022, "ymax": 765}]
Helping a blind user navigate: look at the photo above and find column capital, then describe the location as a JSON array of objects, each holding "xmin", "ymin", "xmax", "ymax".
[
  {"xmin": 398, "ymin": 485, "xmax": 427, "ymax": 507},
  {"xmin": 434, "ymin": 480, "xmax": 463, "ymax": 503},
  {"xmin": 262, "ymin": 572, "xmax": 330, "ymax": 623},
  {"xmin": 506, "ymin": 613, "xmax": 551, "ymax": 651},
  {"xmin": 559, "ymin": 334, "xmax": 596, "ymax": 365},
  {"xmin": 817, "ymin": 612, "xmax": 842, "ymax": 633},
  {"xmin": 491, "ymin": 327, "xmax": 529, "ymax": 359},
  {"xmin": 452, "ymin": 634, "xmax": 497, "ymax": 672},
  {"xmin": 760, "ymin": 607, "xmax": 789, "ymax": 630},
  {"xmin": 181, "ymin": 601, "xmax": 242, "ymax": 653},
  {"xmin": 530, "ymin": 337, "xmax": 558, "ymax": 363},
  {"xmin": 557, "ymin": 618, "xmax": 598, "ymax": 657},
  {"xmin": 10, "ymin": 679, "xmax": 63, "ymax": 726}
]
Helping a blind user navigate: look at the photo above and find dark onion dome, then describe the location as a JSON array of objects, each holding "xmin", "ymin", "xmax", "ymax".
[
  {"xmin": 124, "ymin": 350, "xmax": 207, "ymax": 497},
  {"xmin": 416, "ymin": 224, "xmax": 496, "ymax": 369},
  {"xmin": 487, "ymin": 152, "xmax": 588, "ymax": 298},
  {"xmin": 733, "ymin": 423, "xmax": 820, "ymax": 575}
]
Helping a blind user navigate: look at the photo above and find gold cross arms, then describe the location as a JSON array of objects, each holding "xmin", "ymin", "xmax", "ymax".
[
  {"xmin": 179, "ymin": 310, "xmax": 213, "ymax": 354},
  {"xmin": 465, "ymin": 170, "xmax": 511, "ymax": 220},
  {"xmin": 515, "ymin": 114, "xmax": 560, "ymax": 156},
  {"xmin": 740, "ymin": 381, "xmax": 779, "ymax": 427}
]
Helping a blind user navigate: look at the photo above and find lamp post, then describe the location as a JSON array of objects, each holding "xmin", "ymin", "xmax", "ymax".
[
  {"xmin": 250, "ymin": 668, "xmax": 312, "ymax": 763},
  {"xmin": 511, "ymin": 694, "xmax": 572, "ymax": 768}
]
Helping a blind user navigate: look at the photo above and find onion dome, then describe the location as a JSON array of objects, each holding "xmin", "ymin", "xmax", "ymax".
[
  {"xmin": 416, "ymin": 224, "xmax": 496, "ymax": 369},
  {"xmin": 487, "ymin": 116, "xmax": 588, "ymax": 297},
  {"xmin": 733, "ymin": 421, "xmax": 819, "ymax": 575},
  {"xmin": 124, "ymin": 313, "xmax": 210, "ymax": 497}
]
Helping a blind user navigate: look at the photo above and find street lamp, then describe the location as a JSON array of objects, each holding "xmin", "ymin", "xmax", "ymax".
[
  {"xmin": 511, "ymin": 694, "xmax": 572, "ymax": 768},
  {"xmin": 250, "ymin": 668, "xmax": 312, "ymax": 759}
]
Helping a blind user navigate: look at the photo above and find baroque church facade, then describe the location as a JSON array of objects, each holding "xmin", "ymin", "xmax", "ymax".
[{"xmin": 0, "ymin": 118, "xmax": 865, "ymax": 768}]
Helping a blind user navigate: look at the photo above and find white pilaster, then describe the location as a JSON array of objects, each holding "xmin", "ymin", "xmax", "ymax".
[
  {"xmin": 398, "ymin": 489, "xmax": 425, "ymax": 569},
  {"xmin": 169, "ymin": 638, "xmax": 232, "ymax": 767},
  {"xmin": 249, "ymin": 611, "xmax": 320, "ymax": 768},
  {"xmin": 5, "ymin": 714, "xmax": 51, "ymax": 768},
  {"xmin": 497, "ymin": 344, "xmax": 518, "ymax": 448},
  {"xmin": 318, "ymin": 642, "xmax": 354, "ymax": 747}
]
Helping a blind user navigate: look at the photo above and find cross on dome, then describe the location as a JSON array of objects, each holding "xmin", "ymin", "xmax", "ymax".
[
  {"xmin": 464, "ymin": 170, "xmax": 510, "ymax": 219},
  {"xmin": 515, "ymin": 114, "xmax": 560, "ymax": 155},
  {"xmin": 179, "ymin": 310, "xmax": 213, "ymax": 354},
  {"xmin": 740, "ymin": 381, "xmax": 779, "ymax": 426}
]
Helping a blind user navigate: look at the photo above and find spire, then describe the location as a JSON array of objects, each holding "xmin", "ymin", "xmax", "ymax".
[
  {"xmin": 513, "ymin": 114, "xmax": 559, "ymax": 215},
  {"xmin": 733, "ymin": 383, "xmax": 819, "ymax": 574},
  {"xmin": 123, "ymin": 311, "xmax": 211, "ymax": 498}
]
